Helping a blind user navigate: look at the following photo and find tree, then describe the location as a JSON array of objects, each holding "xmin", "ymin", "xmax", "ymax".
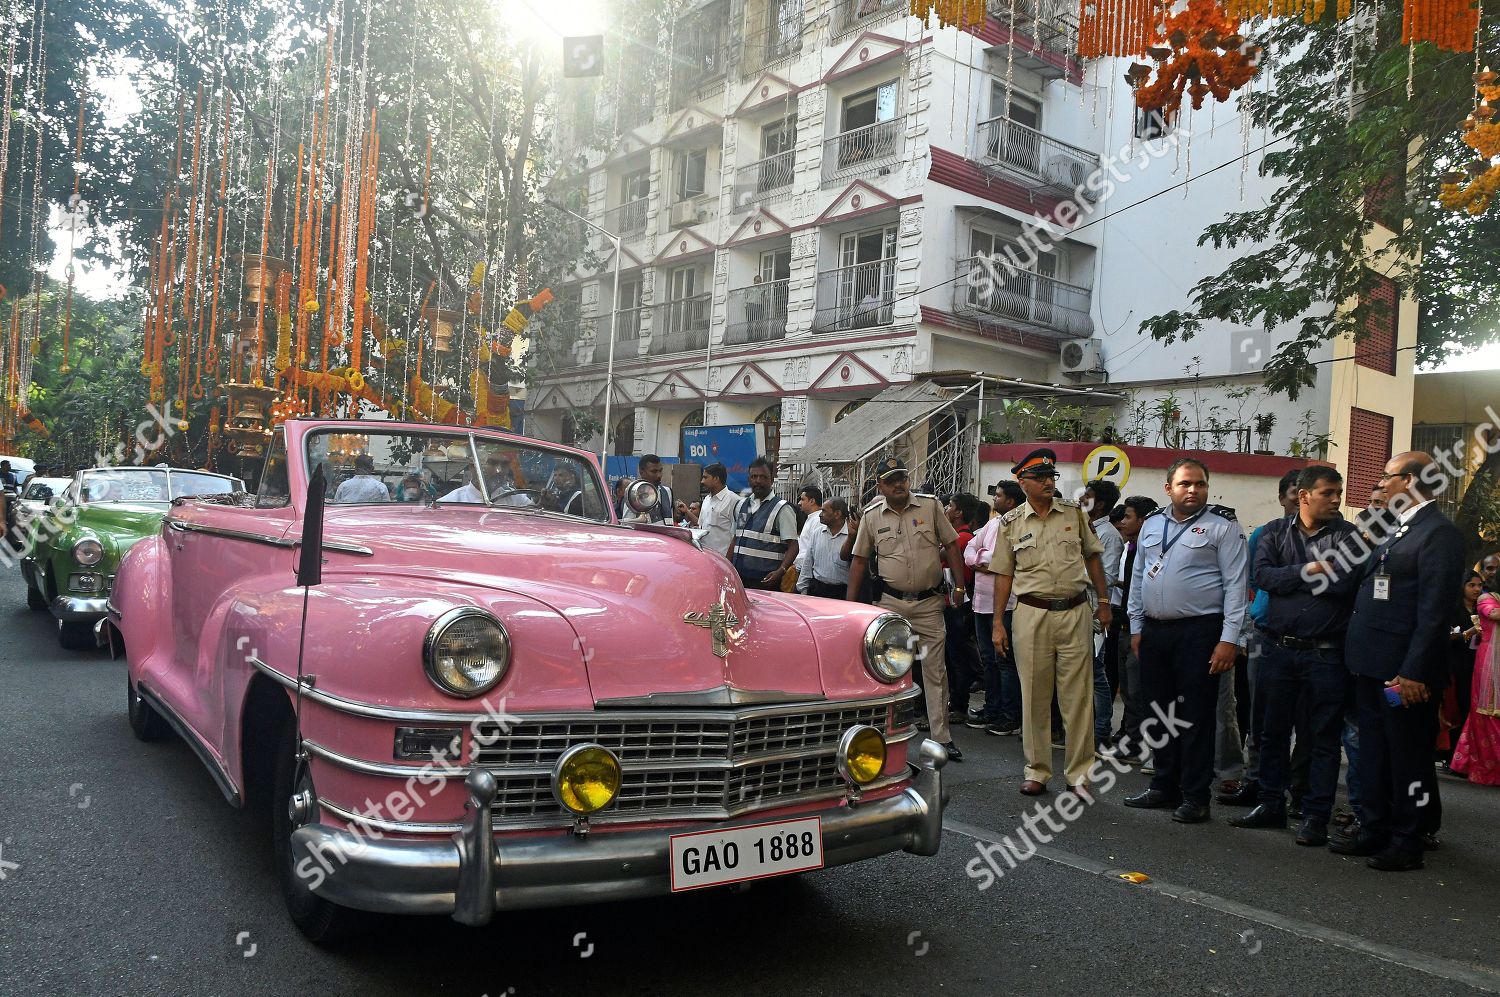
[{"xmin": 1140, "ymin": 4, "xmax": 1500, "ymax": 397}]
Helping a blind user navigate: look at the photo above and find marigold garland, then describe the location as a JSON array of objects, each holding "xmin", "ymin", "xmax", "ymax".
[
  {"xmin": 1129, "ymin": 0, "xmax": 1261, "ymax": 124},
  {"xmin": 1401, "ymin": 0, "xmax": 1480, "ymax": 51},
  {"xmin": 1439, "ymin": 71, "xmax": 1500, "ymax": 213},
  {"xmin": 911, "ymin": 0, "xmax": 987, "ymax": 29},
  {"xmin": 1079, "ymin": 0, "xmax": 1158, "ymax": 58}
]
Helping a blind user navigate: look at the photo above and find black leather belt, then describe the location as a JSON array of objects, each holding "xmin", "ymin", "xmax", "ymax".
[
  {"xmin": 885, "ymin": 584, "xmax": 943, "ymax": 601},
  {"xmin": 1017, "ymin": 591, "xmax": 1089, "ymax": 612},
  {"xmin": 1273, "ymin": 634, "xmax": 1342, "ymax": 650}
]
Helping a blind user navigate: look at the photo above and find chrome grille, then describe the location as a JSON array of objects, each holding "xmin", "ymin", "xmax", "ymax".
[{"xmin": 469, "ymin": 698, "xmax": 910, "ymax": 826}]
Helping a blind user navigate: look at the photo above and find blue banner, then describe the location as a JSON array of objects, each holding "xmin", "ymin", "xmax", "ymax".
[{"xmin": 681, "ymin": 425, "xmax": 761, "ymax": 493}]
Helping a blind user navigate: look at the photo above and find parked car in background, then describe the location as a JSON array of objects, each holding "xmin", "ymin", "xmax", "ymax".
[
  {"xmin": 115, "ymin": 419, "xmax": 946, "ymax": 943},
  {"xmin": 14, "ymin": 476, "xmax": 72, "ymax": 533},
  {"xmin": 0, "ymin": 454, "xmax": 36, "ymax": 490},
  {"xmin": 0, "ymin": 455, "xmax": 37, "ymax": 549},
  {"xmin": 21, "ymin": 466, "xmax": 243, "ymax": 649}
]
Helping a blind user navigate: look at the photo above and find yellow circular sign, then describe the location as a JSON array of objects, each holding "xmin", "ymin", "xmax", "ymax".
[{"xmin": 1084, "ymin": 445, "xmax": 1131, "ymax": 490}]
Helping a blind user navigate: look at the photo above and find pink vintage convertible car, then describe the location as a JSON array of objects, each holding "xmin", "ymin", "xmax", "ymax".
[{"xmin": 113, "ymin": 418, "xmax": 945, "ymax": 941}]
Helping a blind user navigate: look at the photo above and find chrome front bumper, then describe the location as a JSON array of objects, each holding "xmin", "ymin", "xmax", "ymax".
[
  {"xmin": 290, "ymin": 740, "xmax": 948, "ymax": 924},
  {"xmin": 51, "ymin": 595, "xmax": 110, "ymax": 622}
]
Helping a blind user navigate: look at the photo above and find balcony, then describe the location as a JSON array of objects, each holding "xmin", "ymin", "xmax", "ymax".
[
  {"xmin": 725, "ymin": 279, "xmax": 791, "ymax": 344},
  {"xmin": 953, "ymin": 256, "xmax": 1091, "ymax": 337},
  {"xmin": 973, "ymin": 116, "xmax": 1101, "ymax": 200},
  {"xmin": 986, "ymin": 0, "xmax": 1078, "ymax": 58},
  {"xmin": 666, "ymin": 193, "xmax": 719, "ymax": 229},
  {"xmin": 599, "ymin": 198, "xmax": 649, "ymax": 239},
  {"xmin": 591, "ymin": 306, "xmax": 647, "ymax": 363},
  {"xmin": 740, "ymin": 11, "xmax": 802, "ymax": 75},
  {"xmin": 671, "ymin": 38, "xmax": 732, "ymax": 108},
  {"xmin": 830, "ymin": 0, "xmax": 906, "ymax": 37},
  {"xmin": 822, "ymin": 120, "xmax": 901, "ymax": 186},
  {"xmin": 732, "ymin": 150, "xmax": 796, "ymax": 210},
  {"xmin": 812, "ymin": 259, "xmax": 896, "ymax": 332},
  {"xmin": 649, "ymin": 294, "xmax": 712, "ymax": 354}
]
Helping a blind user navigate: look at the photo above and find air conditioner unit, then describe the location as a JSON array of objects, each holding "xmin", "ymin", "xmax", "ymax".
[
  {"xmin": 669, "ymin": 200, "xmax": 702, "ymax": 228},
  {"xmin": 1060, "ymin": 337, "xmax": 1103, "ymax": 375}
]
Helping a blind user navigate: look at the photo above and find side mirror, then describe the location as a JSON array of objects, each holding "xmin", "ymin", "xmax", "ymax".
[{"xmin": 625, "ymin": 479, "xmax": 659, "ymax": 514}]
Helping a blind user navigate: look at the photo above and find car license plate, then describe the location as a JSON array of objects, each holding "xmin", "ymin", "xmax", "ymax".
[{"xmin": 669, "ymin": 816, "xmax": 824, "ymax": 891}]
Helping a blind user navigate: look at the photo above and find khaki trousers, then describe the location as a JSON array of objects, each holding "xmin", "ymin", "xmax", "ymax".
[
  {"xmin": 879, "ymin": 593, "xmax": 949, "ymax": 742},
  {"xmin": 1012, "ymin": 601, "xmax": 1095, "ymax": 786}
]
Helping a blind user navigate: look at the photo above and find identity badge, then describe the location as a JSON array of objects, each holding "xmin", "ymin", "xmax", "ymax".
[{"xmin": 1373, "ymin": 576, "xmax": 1390, "ymax": 601}]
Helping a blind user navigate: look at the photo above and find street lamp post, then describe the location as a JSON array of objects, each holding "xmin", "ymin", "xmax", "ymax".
[{"xmin": 545, "ymin": 200, "xmax": 622, "ymax": 461}]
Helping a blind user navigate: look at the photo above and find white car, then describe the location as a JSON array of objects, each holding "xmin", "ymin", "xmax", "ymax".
[
  {"xmin": 14, "ymin": 476, "xmax": 70, "ymax": 532},
  {"xmin": 0, "ymin": 454, "xmax": 34, "ymax": 491}
]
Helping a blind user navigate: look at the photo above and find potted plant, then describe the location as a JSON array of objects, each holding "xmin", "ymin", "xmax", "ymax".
[{"xmin": 1253, "ymin": 412, "xmax": 1276, "ymax": 454}]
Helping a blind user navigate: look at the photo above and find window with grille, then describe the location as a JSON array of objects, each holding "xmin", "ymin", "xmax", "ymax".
[
  {"xmin": 1356, "ymin": 271, "xmax": 1397, "ymax": 375},
  {"xmin": 1347, "ymin": 407, "xmax": 1394, "ymax": 502}
]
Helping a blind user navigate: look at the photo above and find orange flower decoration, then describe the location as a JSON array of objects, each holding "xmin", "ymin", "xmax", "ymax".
[{"xmin": 1129, "ymin": 0, "xmax": 1261, "ymax": 125}]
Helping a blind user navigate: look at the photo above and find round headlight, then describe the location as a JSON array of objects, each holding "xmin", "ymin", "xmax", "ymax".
[
  {"xmin": 837, "ymin": 725, "xmax": 888, "ymax": 786},
  {"xmin": 73, "ymin": 538, "xmax": 104, "ymax": 567},
  {"xmin": 422, "ymin": 608, "xmax": 511, "ymax": 697},
  {"xmin": 624, "ymin": 478, "xmax": 659, "ymax": 515},
  {"xmin": 552, "ymin": 743, "xmax": 622, "ymax": 815},
  {"xmin": 863, "ymin": 614, "xmax": 916, "ymax": 683}
]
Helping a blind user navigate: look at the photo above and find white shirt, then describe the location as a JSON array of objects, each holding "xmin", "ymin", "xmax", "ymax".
[
  {"xmin": 1396, "ymin": 498, "xmax": 1430, "ymax": 525},
  {"xmin": 697, "ymin": 487, "xmax": 739, "ymax": 556},
  {"xmin": 333, "ymin": 474, "xmax": 390, "ymax": 504},
  {"xmin": 442, "ymin": 482, "xmax": 534, "ymax": 507},
  {"xmin": 796, "ymin": 520, "xmax": 851, "ymax": 590}
]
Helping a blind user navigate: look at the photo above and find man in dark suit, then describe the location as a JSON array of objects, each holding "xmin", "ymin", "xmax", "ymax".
[{"xmin": 1334, "ymin": 451, "xmax": 1464, "ymax": 871}]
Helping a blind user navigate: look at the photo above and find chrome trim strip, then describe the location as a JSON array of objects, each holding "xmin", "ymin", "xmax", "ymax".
[
  {"xmin": 317, "ymin": 795, "xmax": 462, "ymax": 834},
  {"xmin": 303, "ymin": 738, "xmax": 462, "ymax": 780},
  {"xmin": 136, "ymin": 683, "xmax": 242, "ymax": 807},
  {"xmin": 623, "ymin": 521, "xmax": 703, "ymax": 550},
  {"xmin": 251, "ymin": 654, "xmax": 919, "ymax": 724},
  {"xmin": 164, "ymin": 518, "xmax": 373, "ymax": 556},
  {"xmin": 594, "ymin": 684, "xmax": 827, "ymax": 708}
]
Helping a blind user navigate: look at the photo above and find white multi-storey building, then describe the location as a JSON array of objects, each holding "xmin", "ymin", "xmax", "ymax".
[{"xmin": 530, "ymin": 0, "xmax": 1416, "ymax": 509}]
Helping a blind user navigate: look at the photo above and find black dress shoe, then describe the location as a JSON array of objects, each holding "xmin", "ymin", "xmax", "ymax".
[
  {"xmin": 1172, "ymin": 802, "xmax": 1211, "ymax": 824},
  {"xmin": 1295, "ymin": 818, "xmax": 1329, "ymax": 846},
  {"xmin": 1227, "ymin": 803, "xmax": 1287, "ymax": 829},
  {"xmin": 1215, "ymin": 781, "xmax": 1261, "ymax": 806},
  {"xmin": 1124, "ymin": 789, "xmax": 1181, "ymax": 810},
  {"xmin": 1328, "ymin": 834, "xmax": 1386, "ymax": 857},
  {"xmin": 1420, "ymin": 832, "xmax": 1441, "ymax": 851},
  {"xmin": 944, "ymin": 741, "xmax": 964, "ymax": 762},
  {"xmin": 1367, "ymin": 848, "xmax": 1424, "ymax": 872},
  {"xmin": 1287, "ymin": 797, "xmax": 1304, "ymax": 819}
]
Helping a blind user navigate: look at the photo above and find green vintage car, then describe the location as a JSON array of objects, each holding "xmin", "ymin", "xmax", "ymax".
[{"xmin": 20, "ymin": 466, "xmax": 244, "ymax": 649}]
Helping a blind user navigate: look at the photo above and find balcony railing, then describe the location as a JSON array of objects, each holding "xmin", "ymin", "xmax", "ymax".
[
  {"xmin": 831, "ymin": 0, "xmax": 906, "ymax": 37},
  {"xmin": 732, "ymin": 150, "xmax": 796, "ymax": 209},
  {"xmin": 671, "ymin": 38, "xmax": 732, "ymax": 107},
  {"xmin": 591, "ymin": 306, "xmax": 647, "ymax": 363},
  {"xmin": 985, "ymin": 0, "xmax": 1079, "ymax": 53},
  {"xmin": 953, "ymin": 256, "xmax": 1091, "ymax": 337},
  {"xmin": 740, "ymin": 9, "xmax": 803, "ymax": 74},
  {"xmin": 599, "ymin": 198, "xmax": 649, "ymax": 239},
  {"xmin": 725, "ymin": 279, "xmax": 791, "ymax": 344},
  {"xmin": 822, "ymin": 120, "xmax": 901, "ymax": 186},
  {"xmin": 973, "ymin": 116, "xmax": 1101, "ymax": 199},
  {"xmin": 650, "ymin": 294, "xmax": 712, "ymax": 353},
  {"xmin": 813, "ymin": 259, "xmax": 896, "ymax": 332}
]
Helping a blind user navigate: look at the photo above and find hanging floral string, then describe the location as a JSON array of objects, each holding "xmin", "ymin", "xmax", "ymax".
[
  {"xmin": 1128, "ymin": 0, "xmax": 1262, "ymax": 125},
  {"xmin": 911, "ymin": 0, "xmax": 987, "ymax": 30},
  {"xmin": 1402, "ymin": 0, "xmax": 1480, "ymax": 50},
  {"xmin": 1079, "ymin": 0, "xmax": 1156, "ymax": 58}
]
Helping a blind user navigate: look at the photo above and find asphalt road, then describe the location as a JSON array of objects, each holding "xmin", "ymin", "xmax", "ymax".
[{"xmin": 3, "ymin": 561, "xmax": 1500, "ymax": 996}]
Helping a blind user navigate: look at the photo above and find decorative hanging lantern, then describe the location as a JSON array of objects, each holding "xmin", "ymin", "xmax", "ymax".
[
  {"xmin": 423, "ymin": 306, "xmax": 464, "ymax": 353},
  {"xmin": 1130, "ymin": 0, "xmax": 1261, "ymax": 124},
  {"xmin": 235, "ymin": 254, "xmax": 288, "ymax": 306},
  {"xmin": 910, "ymin": 0, "xmax": 987, "ymax": 29},
  {"xmin": 1439, "ymin": 70, "xmax": 1500, "ymax": 214},
  {"xmin": 223, "ymin": 382, "xmax": 278, "ymax": 456}
]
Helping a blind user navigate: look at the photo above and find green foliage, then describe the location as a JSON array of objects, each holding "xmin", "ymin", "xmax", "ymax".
[{"xmin": 1141, "ymin": 4, "xmax": 1500, "ymax": 396}]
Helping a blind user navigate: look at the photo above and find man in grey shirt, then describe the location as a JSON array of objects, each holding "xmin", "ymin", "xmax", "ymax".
[{"xmin": 1124, "ymin": 457, "xmax": 1249, "ymax": 825}]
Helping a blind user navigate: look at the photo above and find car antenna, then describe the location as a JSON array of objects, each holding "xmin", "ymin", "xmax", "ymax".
[{"xmin": 293, "ymin": 463, "xmax": 326, "ymax": 768}]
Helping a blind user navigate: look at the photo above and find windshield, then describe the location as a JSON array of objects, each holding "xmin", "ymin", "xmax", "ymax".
[
  {"xmin": 22, "ymin": 479, "xmax": 66, "ymax": 502},
  {"xmin": 169, "ymin": 471, "xmax": 241, "ymax": 499},
  {"xmin": 301, "ymin": 428, "xmax": 610, "ymax": 522},
  {"xmin": 80, "ymin": 469, "xmax": 171, "ymax": 504}
]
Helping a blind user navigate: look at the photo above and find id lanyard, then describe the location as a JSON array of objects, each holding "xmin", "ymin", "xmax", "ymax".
[
  {"xmin": 1147, "ymin": 508, "xmax": 1206, "ymax": 579},
  {"xmin": 1372, "ymin": 521, "xmax": 1411, "ymax": 602}
]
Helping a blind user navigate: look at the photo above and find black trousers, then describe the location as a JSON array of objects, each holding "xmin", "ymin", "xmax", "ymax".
[
  {"xmin": 1354, "ymin": 676, "xmax": 1442, "ymax": 854},
  {"xmin": 1142, "ymin": 614, "xmax": 1223, "ymax": 806},
  {"xmin": 806, "ymin": 579, "xmax": 846, "ymax": 599}
]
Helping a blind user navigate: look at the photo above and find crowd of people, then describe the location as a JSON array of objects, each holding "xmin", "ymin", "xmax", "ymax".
[{"xmin": 634, "ymin": 447, "xmax": 1500, "ymax": 872}]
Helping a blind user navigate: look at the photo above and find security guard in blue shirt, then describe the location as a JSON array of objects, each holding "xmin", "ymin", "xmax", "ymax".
[{"xmin": 1125, "ymin": 456, "xmax": 1249, "ymax": 824}]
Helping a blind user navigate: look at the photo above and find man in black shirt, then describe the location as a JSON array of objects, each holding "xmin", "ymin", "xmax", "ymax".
[{"xmin": 1230, "ymin": 466, "xmax": 1358, "ymax": 846}]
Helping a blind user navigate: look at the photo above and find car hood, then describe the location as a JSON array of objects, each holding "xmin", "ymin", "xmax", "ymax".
[
  {"xmin": 320, "ymin": 506, "xmax": 830, "ymax": 702},
  {"xmin": 76, "ymin": 503, "xmax": 170, "ymax": 547}
]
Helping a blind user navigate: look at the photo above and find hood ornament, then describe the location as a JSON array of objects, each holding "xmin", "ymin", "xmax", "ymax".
[{"xmin": 684, "ymin": 588, "xmax": 743, "ymax": 659}]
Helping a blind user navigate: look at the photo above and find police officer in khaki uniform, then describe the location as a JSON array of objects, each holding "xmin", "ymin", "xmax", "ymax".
[
  {"xmin": 989, "ymin": 449, "xmax": 1111, "ymax": 795},
  {"xmin": 847, "ymin": 455, "xmax": 969, "ymax": 759}
]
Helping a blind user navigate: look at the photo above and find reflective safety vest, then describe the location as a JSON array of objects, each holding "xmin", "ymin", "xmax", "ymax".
[{"xmin": 732, "ymin": 496, "xmax": 790, "ymax": 580}]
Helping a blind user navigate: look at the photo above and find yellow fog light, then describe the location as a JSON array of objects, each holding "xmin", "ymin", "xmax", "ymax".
[
  {"xmin": 552, "ymin": 743, "xmax": 622, "ymax": 815},
  {"xmin": 836, "ymin": 725, "xmax": 887, "ymax": 787}
]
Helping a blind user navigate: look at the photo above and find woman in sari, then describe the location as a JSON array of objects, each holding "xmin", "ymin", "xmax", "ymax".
[
  {"xmin": 1452, "ymin": 574, "xmax": 1500, "ymax": 786},
  {"xmin": 1441, "ymin": 572, "xmax": 1485, "ymax": 770}
]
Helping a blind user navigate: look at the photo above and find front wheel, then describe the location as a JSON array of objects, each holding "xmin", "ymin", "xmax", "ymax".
[
  {"xmin": 127, "ymin": 679, "xmax": 170, "ymax": 742},
  {"xmin": 272, "ymin": 720, "xmax": 365, "ymax": 944},
  {"xmin": 58, "ymin": 619, "xmax": 96, "ymax": 651},
  {"xmin": 25, "ymin": 577, "xmax": 47, "ymax": 611}
]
